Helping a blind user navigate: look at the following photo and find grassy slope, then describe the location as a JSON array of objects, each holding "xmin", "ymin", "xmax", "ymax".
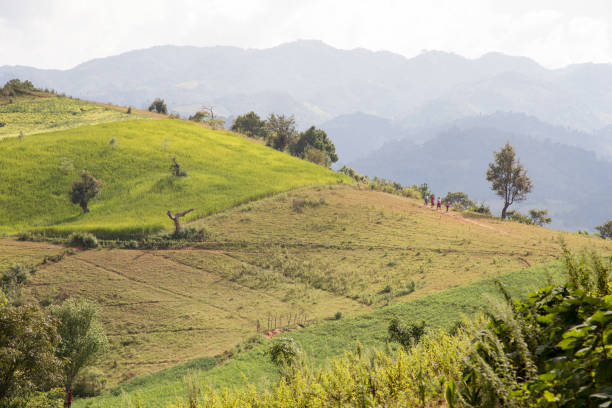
[
  {"xmin": 0, "ymin": 119, "xmax": 344, "ymax": 238},
  {"xmin": 75, "ymin": 261, "xmax": 567, "ymax": 408},
  {"xmin": 18, "ymin": 186, "xmax": 612, "ymax": 391},
  {"xmin": 0, "ymin": 94, "xmax": 149, "ymax": 139}
]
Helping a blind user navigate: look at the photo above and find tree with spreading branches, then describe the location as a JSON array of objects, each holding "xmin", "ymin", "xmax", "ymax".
[{"xmin": 486, "ymin": 142, "xmax": 533, "ymax": 219}]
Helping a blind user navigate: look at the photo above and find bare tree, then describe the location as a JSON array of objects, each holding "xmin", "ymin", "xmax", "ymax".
[{"xmin": 167, "ymin": 209, "xmax": 194, "ymax": 233}]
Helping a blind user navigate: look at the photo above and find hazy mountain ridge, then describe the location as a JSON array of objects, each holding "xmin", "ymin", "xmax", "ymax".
[
  {"xmin": 351, "ymin": 121, "xmax": 612, "ymax": 231},
  {"xmin": 3, "ymin": 40, "xmax": 612, "ymax": 132}
]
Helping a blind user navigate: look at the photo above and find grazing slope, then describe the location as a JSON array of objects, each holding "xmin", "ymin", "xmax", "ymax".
[
  {"xmin": 0, "ymin": 119, "xmax": 344, "ymax": 238},
  {"xmin": 13, "ymin": 185, "xmax": 611, "ymax": 395}
]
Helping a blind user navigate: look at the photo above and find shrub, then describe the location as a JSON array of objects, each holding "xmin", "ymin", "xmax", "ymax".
[
  {"xmin": 264, "ymin": 337, "xmax": 301, "ymax": 368},
  {"xmin": 334, "ymin": 311, "xmax": 342, "ymax": 320},
  {"xmin": 73, "ymin": 367, "xmax": 107, "ymax": 397},
  {"xmin": 68, "ymin": 232, "xmax": 99, "ymax": 249},
  {"xmin": 442, "ymin": 192, "xmax": 475, "ymax": 209},
  {"xmin": 388, "ymin": 318, "xmax": 426, "ymax": 349},
  {"xmin": 507, "ymin": 210, "xmax": 532, "ymax": 225},
  {"xmin": 126, "ymin": 106, "xmax": 132, "ymax": 114},
  {"xmin": 470, "ymin": 202, "xmax": 491, "ymax": 215}
]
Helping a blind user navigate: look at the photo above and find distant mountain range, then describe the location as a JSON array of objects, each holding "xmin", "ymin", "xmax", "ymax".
[{"xmin": 2, "ymin": 40, "xmax": 611, "ymax": 230}]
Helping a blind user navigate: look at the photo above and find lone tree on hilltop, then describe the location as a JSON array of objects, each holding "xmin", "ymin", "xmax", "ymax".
[
  {"xmin": 148, "ymin": 98, "xmax": 167, "ymax": 114},
  {"xmin": 486, "ymin": 142, "xmax": 532, "ymax": 219},
  {"xmin": 167, "ymin": 209, "xmax": 194, "ymax": 234},
  {"xmin": 596, "ymin": 220, "xmax": 612, "ymax": 239},
  {"xmin": 70, "ymin": 171, "xmax": 102, "ymax": 213}
]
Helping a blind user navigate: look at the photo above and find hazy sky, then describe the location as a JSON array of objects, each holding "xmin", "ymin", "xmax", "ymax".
[{"xmin": 0, "ymin": 0, "xmax": 611, "ymax": 69}]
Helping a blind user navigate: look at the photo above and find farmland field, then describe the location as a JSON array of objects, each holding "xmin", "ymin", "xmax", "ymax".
[
  {"xmin": 0, "ymin": 119, "xmax": 345, "ymax": 238},
  {"xmin": 0, "ymin": 95, "xmax": 144, "ymax": 139},
  {"xmin": 15, "ymin": 185, "xmax": 612, "ymax": 399}
]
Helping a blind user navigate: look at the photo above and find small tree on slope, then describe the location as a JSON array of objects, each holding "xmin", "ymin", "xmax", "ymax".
[
  {"xmin": 486, "ymin": 142, "xmax": 532, "ymax": 219},
  {"xmin": 70, "ymin": 171, "xmax": 102, "ymax": 213}
]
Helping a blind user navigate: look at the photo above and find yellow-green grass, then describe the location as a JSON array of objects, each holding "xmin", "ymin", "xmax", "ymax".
[
  {"xmin": 0, "ymin": 95, "xmax": 147, "ymax": 139},
  {"xmin": 0, "ymin": 119, "xmax": 345, "ymax": 238},
  {"xmin": 0, "ymin": 238, "xmax": 64, "ymax": 270},
  {"xmin": 16, "ymin": 186, "xmax": 612, "ymax": 390},
  {"xmin": 75, "ymin": 260, "xmax": 570, "ymax": 408}
]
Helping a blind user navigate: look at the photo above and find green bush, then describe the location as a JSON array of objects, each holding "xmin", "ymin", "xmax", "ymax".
[
  {"xmin": 68, "ymin": 232, "xmax": 99, "ymax": 248},
  {"xmin": 264, "ymin": 337, "xmax": 301, "ymax": 368},
  {"xmin": 73, "ymin": 367, "xmax": 107, "ymax": 397}
]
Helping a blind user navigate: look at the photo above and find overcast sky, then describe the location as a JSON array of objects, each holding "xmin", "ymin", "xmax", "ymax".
[{"xmin": 0, "ymin": 0, "xmax": 611, "ymax": 70}]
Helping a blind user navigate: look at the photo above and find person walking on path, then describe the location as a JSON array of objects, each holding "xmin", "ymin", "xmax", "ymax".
[
  {"xmin": 65, "ymin": 390, "xmax": 72, "ymax": 408},
  {"xmin": 424, "ymin": 194, "xmax": 428, "ymax": 206},
  {"xmin": 445, "ymin": 201, "xmax": 450, "ymax": 212},
  {"xmin": 430, "ymin": 194, "xmax": 435, "ymax": 208},
  {"xmin": 437, "ymin": 198, "xmax": 442, "ymax": 210}
]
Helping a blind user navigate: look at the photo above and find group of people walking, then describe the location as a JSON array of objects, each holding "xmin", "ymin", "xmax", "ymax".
[{"xmin": 424, "ymin": 194, "xmax": 450, "ymax": 212}]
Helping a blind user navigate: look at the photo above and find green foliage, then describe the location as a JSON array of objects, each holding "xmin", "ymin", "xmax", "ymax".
[
  {"xmin": 188, "ymin": 107, "xmax": 225, "ymax": 129},
  {"xmin": 443, "ymin": 192, "xmax": 475, "ymax": 210},
  {"xmin": 0, "ymin": 120, "xmax": 344, "ymax": 238},
  {"xmin": 470, "ymin": 202, "xmax": 492, "ymax": 215},
  {"xmin": 73, "ymin": 367, "xmax": 107, "ymax": 397},
  {"xmin": 529, "ymin": 209, "xmax": 552, "ymax": 226},
  {"xmin": 1, "ymin": 263, "xmax": 37, "ymax": 304},
  {"xmin": 50, "ymin": 298, "xmax": 109, "ymax": 391},
  {"xmin": 291, "ymin": 126, "xmax": 338, "ymax": 166},
  {"xmin": 460, "ymin": 247, "xmax": 612, "ymax": 407},
  {"xmin": 265, "ymin": 114, "xmax": 297, "ymax": 151},
  {"xmin": 486, "ymin": 142, "xmax": 533, "ymax": 219},
  {"xmin": 68, "ymin": 232, "xmax": 99, "ymax": 249},
  {"xmin": 166, "ymin": 330, "xmax": 469, "ymax": 408},
  {"xmin": 388, "ymin": 318, "xmax": 427, "ymax": 349},
  {"xmin": 70, "ymin": 171, "xmax": 102, "ymax": 213},
  {"xmin": 230, "ymin": 111, "xmax": 267, "ymax": 139},
  {"xmin": 264, "ymin": 337, "xmax": 301, "ymax": 369},
  {"xmin": 507, "ymin": 210, "xmax": 533, "ymax": 225},
  {"xmin": 0, "ymin": 302, "xmax": 63, "ymax": 405},
  {"xmin": 1, "ymin": 79, "xmax": 37, "ymax": 97},
  {"xmin": 148, "ymin": 98, "xmax": 167, "ymax": 114},
  {"xmin": 337, "ymin": 166, "xmax": 368, "ymax": 183},
  {"xmin": 596, "ymin": 220, "xmax": 612, "ymax": 239}
]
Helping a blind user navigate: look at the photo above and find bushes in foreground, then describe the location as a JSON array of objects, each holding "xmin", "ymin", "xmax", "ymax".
[
  {"xmin": 168, "ymin": 330, "xmax": 470, "ymax": 408},
  {"xmin": 161, "ymin": 246, "xmax": 610, "ymax": 408}
]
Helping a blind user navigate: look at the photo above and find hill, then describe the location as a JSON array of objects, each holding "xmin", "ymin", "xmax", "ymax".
[
  {"xmin": 0, "ymin": 118, "xmax": 343, "ymax": 238},
  {"xmin": 351, "ymin": 119, "xmax": 612, "ymax": 231},
  {"xmin": 13, "ymin": 185, "xmax": 612, "ymax": 394},
  {"xmin": 0, "ymin": 87, "xmax": 161, "ymax": 140}
]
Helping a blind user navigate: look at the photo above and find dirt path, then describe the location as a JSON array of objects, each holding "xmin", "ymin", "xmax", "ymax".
[{"xmin": 426, "ymin": 206, "xmax": 509, "ymax": 235}]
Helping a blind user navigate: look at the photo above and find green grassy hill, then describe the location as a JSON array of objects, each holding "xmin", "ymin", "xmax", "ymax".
[
  {"xmin": 75, "ymin": 261, "xmax": 568, "ymax": 408},
  {"xmin": 9, "ymin": 185, "xmax": 609, "ymax": 405},
  {"xmin": 0, "ymin": 119, "xmax": 344, "ymax": 238},
  {"xmin": 0, "ymin": 94, "xmax": 152, "ymax": 139}
]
